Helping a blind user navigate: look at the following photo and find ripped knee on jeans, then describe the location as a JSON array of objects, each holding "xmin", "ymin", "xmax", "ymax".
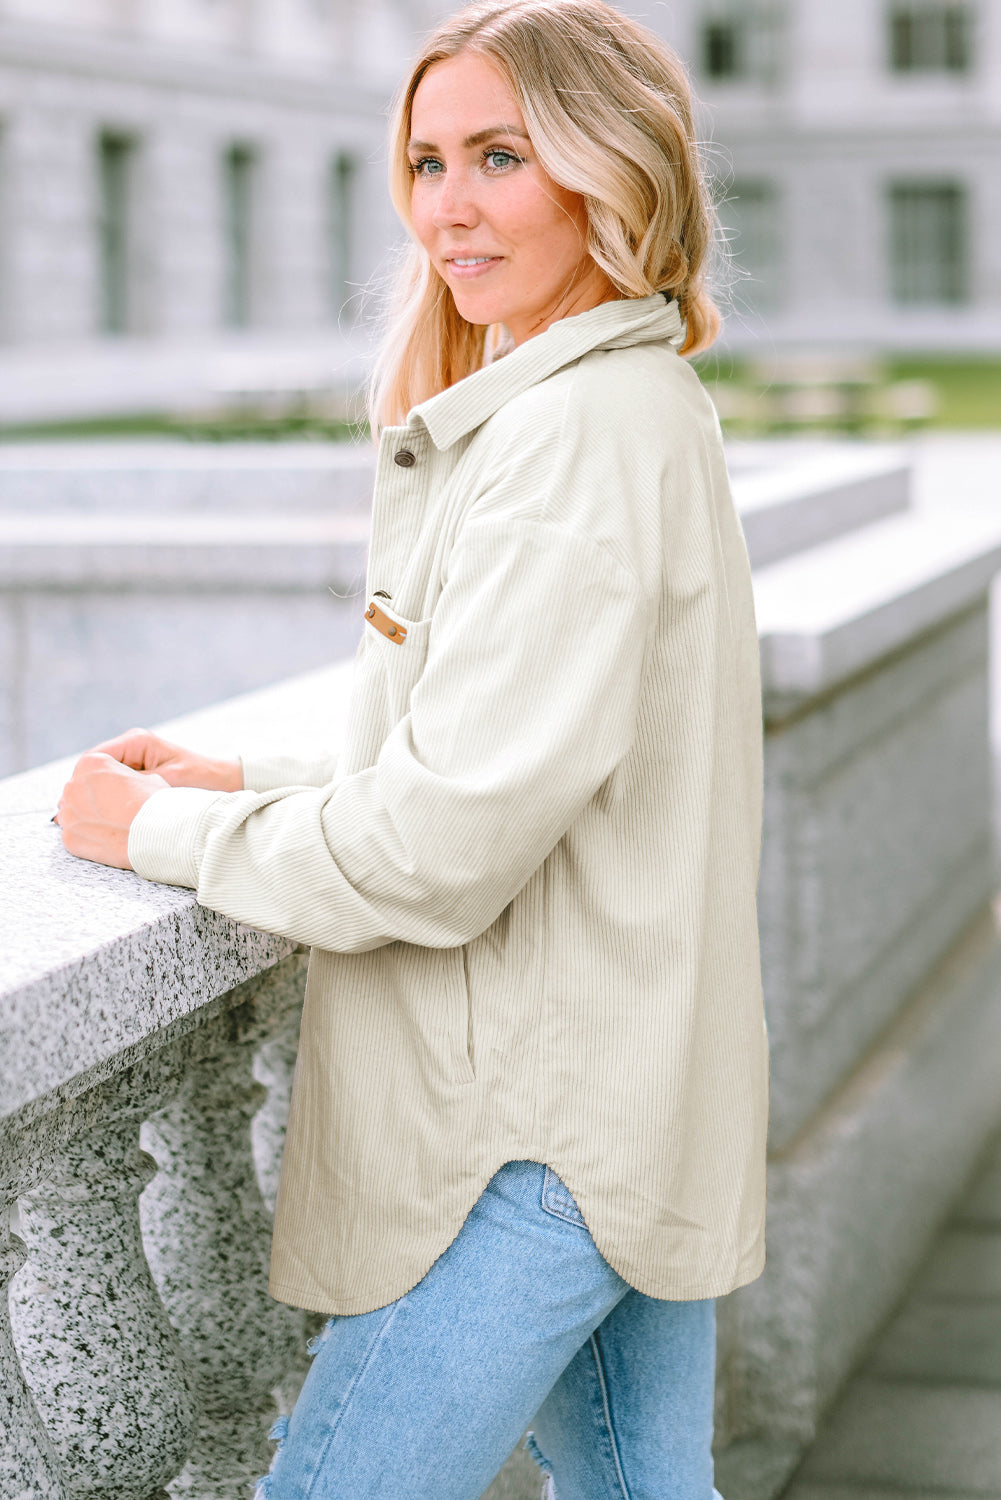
[
  {"xmin": 525, "ymin": 1431, "xmax": 557, "ymax": 1499},
  {"xmin": 252, "ymin": 1414, "xmax": 290, "ymax": 1500},
  {"xmin": 252, "ymin": 1318, "xmax": 336, "ymax": 1498}
]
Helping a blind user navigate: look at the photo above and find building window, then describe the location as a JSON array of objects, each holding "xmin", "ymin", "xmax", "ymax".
[
  {"xmin": 704, "ymin": 19, "xmax": 743, "ymax": 79},
  {"xmin": 329, "ymin": 151, "xmax": 357, "ymax": 318},
  {"xmin": 888, "ymin": 3, "xmax": 973, "ymax": 71},
  {"xmin": 98, "ymin": 133, "xmax": 136, "ymax": 335},
  {"xmin": 720, "ymin": 180, "xmax": 781, "ymax": 311},
  {"xmin": 700, "ymin": 6, "xmax": 782, "ymax": 83},
  {"xmin": 888, "ymin": 182, "xmax": 968, "ymax": 303},
  {"xmin": 223, "ymin": 144, "xmax": 256, "ymax": 328}
]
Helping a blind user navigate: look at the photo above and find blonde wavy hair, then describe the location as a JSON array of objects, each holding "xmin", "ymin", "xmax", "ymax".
[{"xmin": 370, "ymin": 0, "xmax": 722, "ymax": 429}]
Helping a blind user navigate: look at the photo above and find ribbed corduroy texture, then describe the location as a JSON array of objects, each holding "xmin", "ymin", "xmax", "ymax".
[{"xmin": 130, "ymin": 295, "xmax": 769, "ymax": 1315}]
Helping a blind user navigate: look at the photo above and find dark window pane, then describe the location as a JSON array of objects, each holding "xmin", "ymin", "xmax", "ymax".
[
  {"xmin": 944, "ymin": 7, "xmax": 970, "ymax": 67},
  {"xmin": 887, "ymin": 4, "xmax": 973, "ymax": 72},
  {"xmin": 703, "ymin": 20, "xmax": 742, "ymax": 79},
  {"xmin": 890, "ymin": 11, "xmax": 914, "ymax": 67},
  {"xmin": 98, "ymin": 134, "xmax": 133, "ymax": 335},
  {"xmin": 330, "ymin": 152, "xmax": 356, "ymax": 318},
  {"xmin": 720, "ymin": 179, "xmax": 781, "ymax": 311},
  {"xmin": 889, "ymin": 182, "xmax": 968, "ymax": 303},
  {"xmin": 224, "ymin": 145, "xmax": 255, "ymax": 328}
]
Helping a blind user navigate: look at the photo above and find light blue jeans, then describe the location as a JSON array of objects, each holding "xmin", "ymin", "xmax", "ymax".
[{"xmin": 256, "ymin": 1159, "xmax": 721, "ymax": 1500}]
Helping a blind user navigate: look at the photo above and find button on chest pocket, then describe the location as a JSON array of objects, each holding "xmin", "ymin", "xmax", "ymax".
[{"xmin": 363, "ymin": 598, "xmax": 432, "ymax": 724}]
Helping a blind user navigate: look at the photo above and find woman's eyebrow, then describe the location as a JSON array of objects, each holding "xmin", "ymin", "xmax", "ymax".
[{"xmin": 408, "ymin": 125, "xmax": 531, "ymax": 152}]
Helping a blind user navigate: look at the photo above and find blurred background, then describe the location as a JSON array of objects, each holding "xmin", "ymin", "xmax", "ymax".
[{"xmin": 0, "ymin": 0, "xmax": 999, "ymax": 772}]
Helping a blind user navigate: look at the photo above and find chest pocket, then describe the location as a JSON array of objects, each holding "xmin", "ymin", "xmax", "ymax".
[{"xmin": 363, "ymin": 599, "xmax": 433, "ymax": 727}]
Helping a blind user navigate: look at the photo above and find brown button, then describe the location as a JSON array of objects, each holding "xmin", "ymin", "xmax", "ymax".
[
  {"xmin": 387, "ymin": 625, "xmax": 397, "ymax": 636},
  {"xmin": 365, "ymin": 606, "xmax": 375, "ymax": 618},
  {"xmin": 394, "ymin": 448, "xmax": 416, "ymax": 468}
]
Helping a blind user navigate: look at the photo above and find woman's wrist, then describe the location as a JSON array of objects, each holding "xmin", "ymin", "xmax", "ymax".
[{"xmin": 204, "ymin": 756, "xmax": 243, "ymax": 793}]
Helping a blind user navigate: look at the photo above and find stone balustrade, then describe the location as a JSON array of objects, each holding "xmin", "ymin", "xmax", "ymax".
[
  {"xmin": 0, "ymin": 439, "xmax": 906, "ymax": 777},
  {"xmin": 2, "ymin": 445, "xmax": 1001, "ymax": 1500}
]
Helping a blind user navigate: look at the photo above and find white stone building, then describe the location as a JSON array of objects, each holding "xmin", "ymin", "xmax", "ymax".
[
  {"xmin": 0, "ymin": 0, "xmax": 440, "ymax": 420},
  {"xmin": 662, "ymin": 0, "xmax": 1001, "ymax": 352},
  {"xmin": 0, "ymin": 0, "xmax": 998, "ymax": 421}
]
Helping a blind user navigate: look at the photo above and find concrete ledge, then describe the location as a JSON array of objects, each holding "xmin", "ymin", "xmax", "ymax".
[
  {"xmin": 755, "ymin": 509, "xmax": 1001, "ymax": 709},
  {"xmin": 718, "ymin": 899, "xmax": 1001, "ymax": 1453},
  {"xmin": 733, "ymin": 448, "xmax": 909, "ymax": 570},
  {"xmin": 0, "ymin": 513, "xmax": 370, "ymax": 589},
  {"xmin": 761, "ymin": 606, "xmax": 994, "ymax": 1147},
  {"xmin": 0, "ymin": 442, "xmax": 376, "ymax": 514}
]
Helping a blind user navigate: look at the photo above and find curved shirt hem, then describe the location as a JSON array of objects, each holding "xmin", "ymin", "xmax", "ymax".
[{"xmin": 267, "ymin": 1156, "xmax": 767, "ymax": 1318}]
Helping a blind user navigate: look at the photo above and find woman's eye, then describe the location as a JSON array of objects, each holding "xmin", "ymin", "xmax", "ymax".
[
  {"xmin": 483, "ymin": 149, "xmax": 522, "ymax": 172},
  {"xmin": 410, "ymin": 157, "xmax": 443, "ymax": 178}
]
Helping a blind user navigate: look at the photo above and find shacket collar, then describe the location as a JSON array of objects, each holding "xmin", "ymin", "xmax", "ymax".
[{"xmin": 408, "ymin": 292, "xmax": 684, "ymax": 451}]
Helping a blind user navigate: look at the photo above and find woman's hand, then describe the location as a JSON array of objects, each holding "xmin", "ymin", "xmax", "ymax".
[
  {"xmin": 89, "ymin": 728, "xmax": 243, "ymax": 793},
  {"xmin": 55, "ymin": 730, "xmax": 243, "ymax": 870},
  {"xmin": 55, "ymin": 753, "xmax": 169, "ymax": 869}
]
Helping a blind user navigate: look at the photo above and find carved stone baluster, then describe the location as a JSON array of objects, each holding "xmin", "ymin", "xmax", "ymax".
[
  {"xmin": 1, "ymin": 1209, "xmax": 68, "ymax": 1500},
  {"xmin": 8, "ymin": 1122, "xmax": 196, "ymax": 1499},
  {"xmin": 140, "ymin": 1036, "xmax": 305, "ymax": 1494}
]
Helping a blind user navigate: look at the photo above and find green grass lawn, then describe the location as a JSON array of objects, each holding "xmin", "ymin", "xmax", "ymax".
[
  {"xmin": 883, "ymin": 358, "xmax": 1001, "ymax": 428},
  {"xmin": 0, "ymin": 358, "xmax": 998, "ymax": 443},
  {"xmin": 693, "ymin": 354, "xmax": 1001, "ymax": 435},
  {"xmin": 0, "ymin": 411, "xmax": 362, "ymax": 443}
]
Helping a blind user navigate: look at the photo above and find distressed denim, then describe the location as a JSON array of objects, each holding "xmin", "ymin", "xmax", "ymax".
[{"xmin": 256, "ymin": 1159, "xmax": 721, "ymax": 1500}]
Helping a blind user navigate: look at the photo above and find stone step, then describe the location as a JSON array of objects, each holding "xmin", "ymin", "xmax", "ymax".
[
  {"xmin": 753, "ymin": 505, "xmax": 1001, "ymax": 713},
  {"xmin": 0, "ymin": 509, "xmax": 371, "ymax": 589},
  {"xmin": 0, "ymin": 444, "xmax": 909, "ymax": 577},
  {"xmin": 0, "ymin": 441, "xmax": 375, "ymax": 514},
  {"xmin": 731, "ymin": 447, "xmax": 910, "ymax": 569}
]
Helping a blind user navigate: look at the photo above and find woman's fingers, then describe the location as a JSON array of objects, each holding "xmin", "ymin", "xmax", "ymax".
[
  {"xmin": 57, "ymin": 752, "xmax": 168, "ymax": 869},
  {"xmin": 75, "ymin": 727, "xmax": 242, "ymax": 794},
  {"xmin": 90, "ymin": 727, "xmax": 165, "ymax": 772}
]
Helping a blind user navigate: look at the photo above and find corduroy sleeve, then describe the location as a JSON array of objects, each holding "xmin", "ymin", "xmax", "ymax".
[
  {"xmin": 237, "ymin": 750, "xmax": 338, "ymax": 793},
  {"xmin": 128, "ymin": 516, "xmax": 648, "ymax": 952}
]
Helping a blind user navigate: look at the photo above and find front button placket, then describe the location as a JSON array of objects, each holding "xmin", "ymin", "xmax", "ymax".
[{"xmin": 365, "ymin": 427, "xmax": 433, "ymax": 611}]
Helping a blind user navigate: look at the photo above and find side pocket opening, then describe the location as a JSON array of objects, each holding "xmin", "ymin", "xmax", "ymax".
[{"xmin": 462, "ymin": 943, "xmax": 475, "ymax": 1078}]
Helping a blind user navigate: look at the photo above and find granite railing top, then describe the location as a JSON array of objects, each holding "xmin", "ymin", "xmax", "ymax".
[
  {"xmin": 753, "ymin": 507, "xmax": 1001, "ymax": 706},
  {"xmin": 0, "ymin": 663, "xmax": 353, "ymax": 1126}
]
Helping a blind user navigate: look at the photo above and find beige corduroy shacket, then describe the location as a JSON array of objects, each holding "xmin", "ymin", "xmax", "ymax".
[{"xmin": 129, "ymin": 292, "xmax": 769, "ymax": 1315}]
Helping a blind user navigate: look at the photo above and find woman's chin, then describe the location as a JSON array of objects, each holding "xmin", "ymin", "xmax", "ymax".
[{"xmin": 450, "ymin": 292, "xmax": 505, "ymax": 329}]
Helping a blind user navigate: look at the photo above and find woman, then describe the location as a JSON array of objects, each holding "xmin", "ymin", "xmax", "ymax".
[{"xmin": 57, "ymin": 1, "xmax": 768, "ymax": 1495}]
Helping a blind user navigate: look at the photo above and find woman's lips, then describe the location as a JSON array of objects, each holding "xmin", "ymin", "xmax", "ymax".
[{"xmin": 444, "ymin": 256, "xmax": 504, "ymax": 280}]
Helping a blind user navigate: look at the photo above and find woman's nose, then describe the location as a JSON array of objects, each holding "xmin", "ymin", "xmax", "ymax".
[{"xmin": 431, "ymin": 173, "xmax": 479, "ymax": 230}]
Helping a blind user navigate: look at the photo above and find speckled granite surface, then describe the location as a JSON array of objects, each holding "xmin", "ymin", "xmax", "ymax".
[
  {"xmin": 140, "ymin": 1044, "xmax": 305, "ymax": 1412},
  {"xmin": 1, "ymin": 1219, "xmax": 66, "ymax": 1500},
  {"xmin": 0, "ymin": 718, "xmax": 316, "ymax": 1498},
  {"xmin": 9, "ymin": 1122, "xmax": 195, "ymax": 1495},
  {"xmin": 0, "ymin": 755, "xmax": 296, "ymax": 1123}
]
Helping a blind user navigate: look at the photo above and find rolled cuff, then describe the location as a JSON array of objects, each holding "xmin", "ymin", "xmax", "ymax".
[{"xmin": 128, "ymin": 785, "xmax": 226, "ymax": 890}]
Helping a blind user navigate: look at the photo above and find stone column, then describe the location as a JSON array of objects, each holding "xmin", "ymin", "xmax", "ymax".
[
  {"xmin": 140, "ymin": 1034, "xmax": 306, "ymax": 1494},
  {"xmin": 1, "ymin": 1209, "xmax": 67, "ymax": 1500},
  {"xmin": 8, "ymin": 1123, "xmax": 196, "ymax": 1499}
]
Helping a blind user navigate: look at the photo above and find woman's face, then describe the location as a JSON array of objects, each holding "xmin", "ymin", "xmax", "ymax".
[{"xmin": 408, "ymin": 52, "xmax": 617, "ymax": 346}]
